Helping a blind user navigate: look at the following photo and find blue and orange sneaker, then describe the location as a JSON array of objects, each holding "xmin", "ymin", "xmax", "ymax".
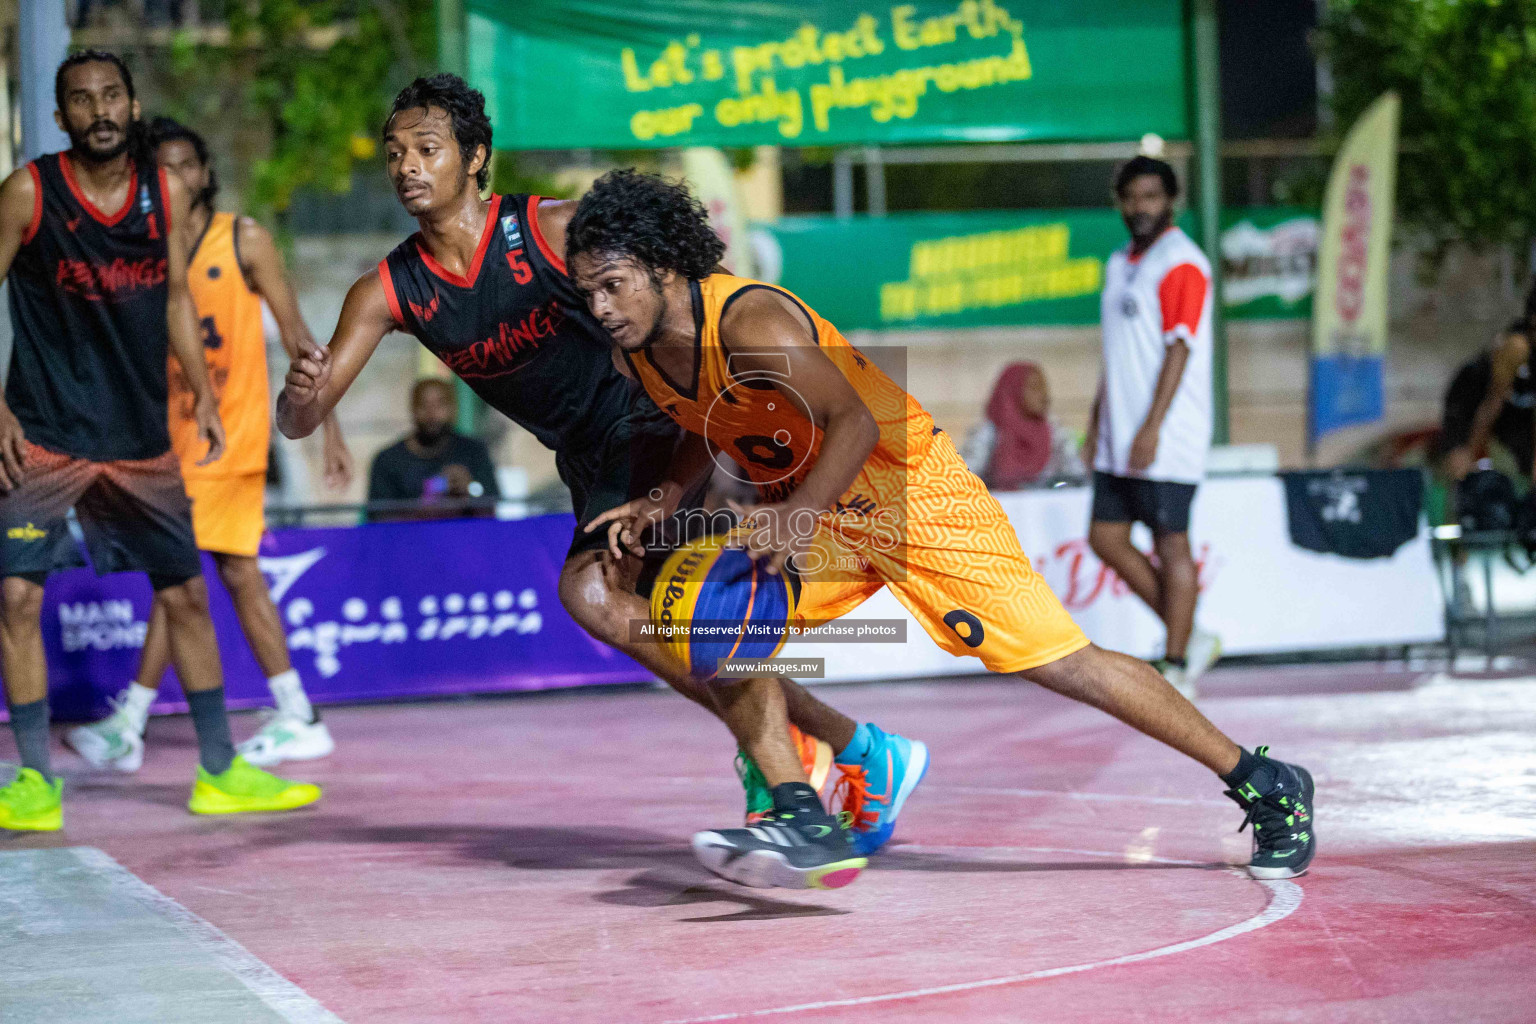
[{"xmin": 831, "ymin": 724, "xmax": 928, "ymax": 856}]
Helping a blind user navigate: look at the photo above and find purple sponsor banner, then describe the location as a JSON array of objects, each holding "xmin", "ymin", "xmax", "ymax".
[{"xmin": 38, "ymin": 514, "xmax": 651, "ymax": 721}]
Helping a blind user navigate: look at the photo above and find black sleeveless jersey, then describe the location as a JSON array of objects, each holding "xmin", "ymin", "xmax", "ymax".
[
  {"xmin": 379, "ymin": 193, "xmax": 652, "ymax": 453},
  {"xmin": 6, "ymin": 152, "xmax": 173, "ymax": 461}
]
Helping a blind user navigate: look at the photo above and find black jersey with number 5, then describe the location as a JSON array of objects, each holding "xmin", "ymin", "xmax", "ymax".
[
  {"xmin": 379, "ymin": 193, "xmax": 652, "ymax": 453},
  {"xmin": 6, "ymin": 152, "xmax": 173, "ymax": 461}
]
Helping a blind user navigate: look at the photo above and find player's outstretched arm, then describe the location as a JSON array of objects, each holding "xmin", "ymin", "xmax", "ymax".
[
  {"xmin": 238, "ymin": 216, "xmax": 354, "ymax": 488},
  {"xmin": 0, "ymin": 167, "xmax": 39, "ymax": 488},
  {"xmin": 277, "ymin": 269, "xmax": 396, "ymax": 440},
  {"xmin": 164, "ymin": 172, "xmax": 226, "ymax": 465}
]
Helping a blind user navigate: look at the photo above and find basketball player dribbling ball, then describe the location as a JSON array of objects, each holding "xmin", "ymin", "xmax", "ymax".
[
  {"xmin": 67, "ymin": 118, "xmax": 353, "ymax": 772},
  {"xmin": 275, "ymin": 75, "xmax": 901, "ymax": 829},
  {"xmin": 0, "ymin": 52, "xmax": 318, "ymax": 831},
  {"xmin": 570, "ymin": 170, "xmax": 1317, "ymax": 890}
]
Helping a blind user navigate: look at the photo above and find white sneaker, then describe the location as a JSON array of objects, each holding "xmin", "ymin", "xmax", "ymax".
[
  {"xmin": 237, "ymin": 712, "xmax": 335, "ymax": 766},
  {"xmin": 1159, "ymin": 661, "xmax": 1196, "ymax": 700},
  {"xmin": 65, "ymin": 697, "xmax": 146, "ymax": 773},
  {"xmin": 1186, "ymin": 628, "xmax": 1224, "ymax": 683}
]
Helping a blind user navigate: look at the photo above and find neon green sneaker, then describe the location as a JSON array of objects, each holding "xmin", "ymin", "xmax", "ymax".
[
  {"xmin": 0, "ymin": 767, "xmax": 64, "ymax": 831},
  {"xmin": 188, "ymin": 755, "xmax": 321, "ymax": 815}
]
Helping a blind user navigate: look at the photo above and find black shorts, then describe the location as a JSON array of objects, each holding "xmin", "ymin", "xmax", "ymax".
[
  {"xmin": 1091, "ymin": 471, "xmax": 1197, "ymax": 535},
  {"xmin": 0, "ymin": 442, "xmax": 202, "ymax": 581},
  {"xmin": 559, "ymin": 405, "xmax": 690, "ymax": 560},
  {"xmin": 1440, "ymin": 354, "xmax": 1534, "ymax": 474}
]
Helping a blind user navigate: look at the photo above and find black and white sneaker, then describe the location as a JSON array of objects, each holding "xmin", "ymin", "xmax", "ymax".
[
  {"xmin": 692, "ymin": 808, "xmax": 868, "ymax": 890},
  {"xmin": 1224, "ymin": 746, "xmax": 1316, "ymax": 879}
]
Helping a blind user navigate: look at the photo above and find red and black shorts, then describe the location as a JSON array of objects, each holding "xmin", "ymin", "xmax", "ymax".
[{"xmin": 0, "ymin": 442, "xmax": 201, "ymax": 583}]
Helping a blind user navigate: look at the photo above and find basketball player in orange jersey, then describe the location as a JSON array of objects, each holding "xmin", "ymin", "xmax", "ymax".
[
  {"xmin": 571, "ymin": 170, "xmax": 1317, "ymax": 890},
  {"xmin": 276, "ymin": 76, "xmax": 887, "ymax": 839},
  {"xmin": 67, "ymin": 118, "xmax": 353, "ymax": 772}
]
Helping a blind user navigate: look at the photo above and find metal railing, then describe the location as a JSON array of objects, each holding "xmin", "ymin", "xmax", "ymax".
[{"xmin": 265, "ymin": 496, "xmax": 572, "ymax": 530}]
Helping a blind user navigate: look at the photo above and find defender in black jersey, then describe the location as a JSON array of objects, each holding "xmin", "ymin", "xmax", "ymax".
[
  {"xmin": 279, "ymin": 75, "xmax": 701, "ymax": 674},
  {"xmin": 0, "ymin": 52, "xmax": 320, "ymax": 832},
  {"xmin": 278, "ymin": 76, "xmax": 863, "ymax": 794},
  {"xmin": 375, "ymin": 188, "xmax": 682, "ymax": 550}
]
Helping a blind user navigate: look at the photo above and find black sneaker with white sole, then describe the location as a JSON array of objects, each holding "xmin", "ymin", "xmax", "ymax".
[
  {"xmin": 1224, "ymin": 745, "xmax": 1316, "ymax": 879},
  {"xmin": 692, "ymin": 801, "xmax": 867, "ymax": 890}
]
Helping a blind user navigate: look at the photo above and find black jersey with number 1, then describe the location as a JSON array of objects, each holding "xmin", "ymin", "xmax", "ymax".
[{"xmin": 6, "ymin": 152, "xmax": 174, "ymax": 461}]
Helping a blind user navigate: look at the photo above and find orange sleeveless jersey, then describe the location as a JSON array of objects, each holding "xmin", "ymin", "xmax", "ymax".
[
  {"xmin": 168, "ymin": 212, "xmax": 270, "ymax": 478},
  {"xmin": 627, "ymin": 275, "xmax": 934, "ymax": 512},
  {"xmin": 630, "ymin": 275, "xmax": 1090, "ymax": 674}
]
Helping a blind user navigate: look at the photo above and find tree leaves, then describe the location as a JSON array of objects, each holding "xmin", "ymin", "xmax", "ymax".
[{"xmin": 1319, "ymin": 0, "xmax": 1536, "ymax": 255}]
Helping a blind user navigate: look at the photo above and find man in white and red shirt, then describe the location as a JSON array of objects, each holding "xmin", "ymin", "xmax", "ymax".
[{"xmin": 1085, "ymin": 157, "xmax": 1218, "ymax": 694}]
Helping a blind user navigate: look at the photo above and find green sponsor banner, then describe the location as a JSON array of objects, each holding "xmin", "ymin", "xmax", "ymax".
[
  {"xmin": 1222, "ymin": 207, "xmax": 1319, "ymax": 321},
  {"xmin": 467, "ymin": 0, "xmax": 1187, "ymax": 149},
  {"xmin": 753, "ymin": 207, "xmax": 1318, "ymax": 330}
]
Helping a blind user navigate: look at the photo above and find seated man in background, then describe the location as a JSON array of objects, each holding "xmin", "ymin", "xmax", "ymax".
[
  {"xmin": 961, "ymin": 361, "xmax": 1084, "ymax": 489},
  {"xmin": 1438, "ymin": 316, "xmax": 1536, "ymax": 485},
  {"xmin": 367, "ymin": 378, "xmax": 500, "ymax": 521}
]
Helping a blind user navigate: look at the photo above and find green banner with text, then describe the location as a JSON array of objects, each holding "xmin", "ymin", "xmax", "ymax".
[
  {"xmin": 466, "ymin": 0, "xmax": 1187, "ymax": 149},
  {"xmin": 751, "ymin": 208, "xmax": 1318, "ymax": 330}
]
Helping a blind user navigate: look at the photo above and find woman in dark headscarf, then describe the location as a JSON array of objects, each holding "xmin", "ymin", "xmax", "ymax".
[{"xmin": 966, "ymin": 361, "xmax": 1084, "ymax": 490}]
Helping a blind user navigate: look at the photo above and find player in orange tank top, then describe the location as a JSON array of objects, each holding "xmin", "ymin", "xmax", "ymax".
[
  {"xmin": 568, "ymin": 170, "xmax": 1317, "ymax": 889},
  {"xmin": 66, "ymin": 119, "xmax": 354, "ymax": 774}
]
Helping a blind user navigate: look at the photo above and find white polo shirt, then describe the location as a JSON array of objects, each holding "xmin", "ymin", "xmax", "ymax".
[{"xmin": 1094, "ymin": 226, "xmax": 1213, "ymax": 485}]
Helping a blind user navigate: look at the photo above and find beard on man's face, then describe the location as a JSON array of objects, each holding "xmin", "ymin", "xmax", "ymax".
[
  {"xmin": 1124, "ymin": 209, "xmax": 1172, "ymax": 243},
  {"xmin": 637, "ymin": 274, "xmax": 671, "ymax": 350},
  {"xmin": 69, "ymin": 117, "xmax": 132, "ymax": 163}
]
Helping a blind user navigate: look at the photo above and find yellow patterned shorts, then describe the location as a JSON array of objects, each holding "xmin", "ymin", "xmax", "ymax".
[{"xmin": 795, "ymin": 430, "xmax": 1089, "ymax": 673}]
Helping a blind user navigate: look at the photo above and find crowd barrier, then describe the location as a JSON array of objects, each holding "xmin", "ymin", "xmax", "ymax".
[{"xmin": 35, "ymin": 474, "xmax": 1445, "ymax": 720}]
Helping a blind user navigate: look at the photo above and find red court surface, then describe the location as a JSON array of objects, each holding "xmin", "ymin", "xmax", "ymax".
[{"xmin": 6, "ymin": 665, "xmax": 1536, "ymax": 1022}]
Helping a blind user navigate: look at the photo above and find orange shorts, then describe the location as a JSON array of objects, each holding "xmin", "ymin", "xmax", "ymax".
[
  {"xmin": 795, "ymin": 430, "xmax": 1089, "ymax": 674},
  {"xmin": 184, "ymin": 472, "xmax": 266, "ymax": 557}
]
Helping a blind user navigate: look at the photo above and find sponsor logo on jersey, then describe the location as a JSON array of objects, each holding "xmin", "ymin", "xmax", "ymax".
[
  {"xmin": 409, "ymin": 290, "xmax": 441, "ymax": 324},
  {"xmin": 500, "ymin": 213, "xmax": 523, "ymax": 249},
  {"xmin": 7, "ymin": 522, "xmax": 46, "ymax": 541},
  {"xmin": 54, "ymin": 256, "xmax": 167, "ymax": 302},
  {"xmin": 439, "ymin": 298, "xmax": 566, "ymax": 379}
]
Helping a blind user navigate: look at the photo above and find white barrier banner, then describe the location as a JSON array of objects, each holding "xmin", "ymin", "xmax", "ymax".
[{"xmin": 801, "ymin": 475, "xmax": 1444, "ymax": 683}]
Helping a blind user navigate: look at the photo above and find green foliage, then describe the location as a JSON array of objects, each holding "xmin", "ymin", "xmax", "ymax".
[
  {"xmin": 151, "ymin": 2, "xmax": 432, "ymax": 220},
  {"xmin": 489, "ymin": 152, "xmax": 567, "ymax": 199},
  {"xmin": 222, "ymin": 1, "xmax": 435, "ymax": 215},
  {"xmin": 1319, "ymin": 0, "xmax": 1536, "ymax": 254}
]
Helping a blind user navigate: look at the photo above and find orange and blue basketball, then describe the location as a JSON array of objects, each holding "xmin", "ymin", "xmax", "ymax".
[{"xmin": 649, "ymin": 535, "xmax": 798, "ymax": 682}]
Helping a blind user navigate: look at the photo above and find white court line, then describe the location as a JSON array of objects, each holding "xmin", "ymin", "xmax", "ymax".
[
  {"xmin": 658, "ymin": 876, "xmax": 1303, "ymax": 1023},
  {"xmin": 931, "ymin": 784, "xmax": 1231, "ymax": 807},
  {"xmin": 72, "ymin": 847, "xmax": 347, "ymax": 1024},
  {"xmin": 651, "ymin": 776, "xmax": 1230, "ymax": 808},
  {"xmin": 900, "ymin": 843, "xmax": 1206, "ymax": 865}
]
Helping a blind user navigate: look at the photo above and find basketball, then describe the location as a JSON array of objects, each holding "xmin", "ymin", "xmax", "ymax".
[{"xmin": 648, "ymin": 535, "xmax": 798, "ymax": 681}]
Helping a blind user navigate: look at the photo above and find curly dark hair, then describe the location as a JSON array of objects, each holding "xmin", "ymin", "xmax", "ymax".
[
  {"xmin": 147, "ymin": 117, "xmax": 218, "ymax": 212},
  {"xmin": 386, "ymin": 74, "xmax": 493, "ymax": 191},
  {"xmin": 567, "ymin": 169, "xmax": 726, "ymax": 281},
  {"xmin": 1114, "ymin": 155, "xmax": 1179, "ymax": 199}
]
